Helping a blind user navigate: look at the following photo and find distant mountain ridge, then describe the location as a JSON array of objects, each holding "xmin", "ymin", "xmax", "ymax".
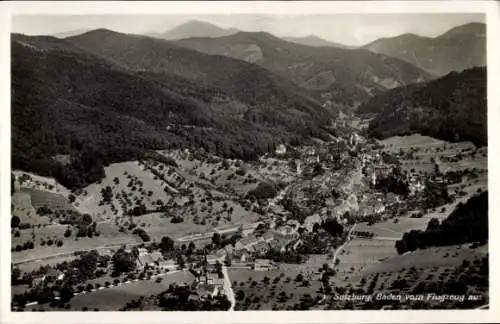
[
  {"xmin": 362, "ymin": 22, "xmax": 486, "ymax": 77},
  {"xmin": 357, "ymin": 66, "xmax": 486, "ymax": 147},
  {"xmin": 283, "ymin": 35, "xmax": 353, "ymax": 49},
  {"xmin": 150, "ymin": 20, "xmax": 239, "ymax": 40},
  {"xmin": 52, "ymin": 29, "xmax": 92, "ymax": 39},
  {"xmin": 174, "ymin": 31, "xmax": 431, "ymax": 107}
]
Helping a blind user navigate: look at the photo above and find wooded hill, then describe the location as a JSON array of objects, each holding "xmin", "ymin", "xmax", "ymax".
[
  {"xmin": 12, "ymin": 31, "xmax": 334, "ymax": 190},
  {"xmin": 357, "ymin": 67, "xmax": 486, "ymax": 147}
]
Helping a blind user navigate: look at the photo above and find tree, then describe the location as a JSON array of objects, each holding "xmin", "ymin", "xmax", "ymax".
[
  {"xmin": 101, "ymin": 186, "xmax": 113, "ymax": 204},
  {"xmin": 160, "ymin": 236, "xmax": 175, "ymax": 253},
  {"xmin": 81, "ymin": 214, "xmax": 93, "ymax": 226},
  {"xmin": 11, "ymin": 267, "xmax": 21, "ymax": 285},
  {"xmin": 176, "ymin": 254, "xmax": 186, "ymax": 270},
  {"xmin": 64, "ymin": 228, "xmax": 72, "ymax": 238},
  {"xmin": 236, "ymin": 290, "xmax": 245, "ymax": 301},
  {"xmin": 247, "ymin": 182, "xmax": 278, "ymax": 200},
  {"xmin": 224, "ymin": 254, "xmax": 232, "ymax": 267},
  {"xmin": 11, "ymin": 173, "xmax": 15, "ymax": 195},
  {"xmin": 322, "ymin": 218, "xmax": 343, "ymax": 237},
  {"xmin": 426, "ymin": 218, "xmax": 440, "ymax": 232},
  {"xmin": 11, "ymin": 216, "xmax": 20, "ymax": 228},
  {"xmin": 59, "ymin": 284, "xmax": 74, "ymax": 303},
  {"xmin": 313, "ymin": 163, "xmax": 324, "ymax": 176},
  {"xmin": 212, "ymin": 233, "xmax": 221, "ymax": 247},
  {"xmin": 215, "ymin": 260, "xmax": 223, "ymax": 276},
  {"xmin": 112, "ymin": 248, "xmax": 136, "ymax": 276}
]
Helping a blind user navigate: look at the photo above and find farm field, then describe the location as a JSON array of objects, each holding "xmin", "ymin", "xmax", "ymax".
[
  {"xmin": 134, "ymin": 212, "xmax": 211, "ymax": 241},
  {"xmin": 333, "ymin": 239, "xmax": 397, "ymax": 283},
  {"xmin": 335, "ymin": 181, "xmax": 487, "ymax": 286},
  {"xmin": 381, "ymin": 135, "xmax": 487, "ymax": 174},
  {"xmin": 68, "ymin": 270, "xmax": 195, "ymax": 311},
  {"xmin": 348, "ymin": 244, "xmax": 489, "ymax": 308},
  {"xmin": 26, "ymin": 271, "xmax": 196, "ymax": 311},
  {"xmin": 12, "ymin": 228, "xmax": 139, "ymax": 264},
  {"xmin": 77, "ymin": 161, "xmax": 173, "ymax": 221},
  {"xmin": 228, "ymin": 255, "xmax": 327, "ymax": 310},
  {"xmin": 11, "ymin": 190, "xmax": 50, "ymax": 226},
  {"xmin": 15, "ymin": 254, "xmax": 79, "ymax": 273},
  {"xmin": 358, "ymin": 243, "xmax": 488, "ymax": 278}
]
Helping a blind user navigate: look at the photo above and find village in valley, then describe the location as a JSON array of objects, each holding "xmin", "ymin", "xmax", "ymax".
[{"xmin": 11, "ymin": 112, "xmax": 488, "ymax": 311}]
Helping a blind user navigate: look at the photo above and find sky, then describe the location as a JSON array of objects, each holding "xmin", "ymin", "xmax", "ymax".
[{"xmin": 12, "ymin": 13, "xmax": 485, "ymax": 46}]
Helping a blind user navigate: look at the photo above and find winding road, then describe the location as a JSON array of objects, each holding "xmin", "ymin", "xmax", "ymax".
[
  {"xmin": 332, "ymin": 223, "xmax": 357, "ymax": 267},
  {"xmin": 222, "ymin": 265, "xmax": 236, "ymax": 311}
]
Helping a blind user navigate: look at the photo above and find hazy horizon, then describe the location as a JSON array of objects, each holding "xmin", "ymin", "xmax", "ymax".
[{"xmin": 12, "ymin": 13, "xmax": 485, "ymax": 46}]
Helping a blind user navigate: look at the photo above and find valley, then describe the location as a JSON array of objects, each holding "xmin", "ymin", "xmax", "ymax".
[{"xmin": 11, "ymin": 129, "xmax": 488, "ymax": 311}]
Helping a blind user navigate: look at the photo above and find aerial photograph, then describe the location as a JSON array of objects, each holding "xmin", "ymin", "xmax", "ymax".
[{"xmin": 10, "ymin": 11, "xmax": 487, "ymax": 312}]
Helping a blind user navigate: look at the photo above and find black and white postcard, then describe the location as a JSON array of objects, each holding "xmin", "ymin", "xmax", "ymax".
[{"xmin": 1, "ymin": 1, "xmax": 498, "ymax": 323}]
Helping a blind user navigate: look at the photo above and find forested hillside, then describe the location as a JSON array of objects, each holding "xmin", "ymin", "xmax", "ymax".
[
  {"xmin": 174, "ymin": 31, "xmax": 430, "ymax": 106},
  {"xmin": 395, "ymin": 191, "xmax": 488, "ymax": 254},
  {"xmin": 358, "ymin": 67, "xmax": 486, "ymax": 146},
  {"xmin": 12, "ymin": 33, "xmax": 333, "ymax": 190}
]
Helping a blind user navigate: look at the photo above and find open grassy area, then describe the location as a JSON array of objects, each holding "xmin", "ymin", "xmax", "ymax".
[
  {"xmin": 381, "ymin": 135, "xmax": 487, "ymax": 175},
  {"xmin": 11, "ymin": 190, "xmax": 51, "ymax": 226},
  {"xmin": 229, "ymin": 255, "xmax": 328, "ymax": 310},
  {"xmin": 77, "ymin": 161, "xmax": 173, "ymax": 222},
  {"xmin": 26, "ymin": 271, "xmax": 195, "ymax": 312},
  {"xmin": 344, "ymin": 244, "xmax": 489, "ymax": 308},
  {"xmin": 135, "ymin": 212, "xmax": 210, "ymax": 241},
  {"xmin": 12, "ymin": 228, "xmax": 139, "ymax": 264},
  {"xmin": 69, "ymin": 270, "xmax": 194, "ymax": 310}
]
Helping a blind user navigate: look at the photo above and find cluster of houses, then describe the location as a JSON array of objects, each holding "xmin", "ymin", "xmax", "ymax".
[
  {"xmin": 192, "ymin": 272, "xmax": 226, "ymax": 300},
  {"xmin": 408, "ymin": 175, "xmax": 426, "ymax": 195},
  {"xmin": 31, "ymin": 268, "xmax": 66, "ymax": 288},
  {"xmin": 207, "ymin": 230, "xmax": 302, "ymax": 268},
  {"xmin": 133, "ymin": 248, "xmax": 177, "ymax": 271}
]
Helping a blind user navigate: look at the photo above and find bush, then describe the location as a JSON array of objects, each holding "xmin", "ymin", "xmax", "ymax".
[
  {"xmin": 171, "ymin": 216, "xmax": 184, "ymax": 224},
  {"xmin": 11, "ymin": 216, "xmax": 21, "ymax": 228},
  {"xmin": 132, "ymin": 228, "xmax": 151, "ymax": 242},
  {"xmin": 18, "ymin": 223, "xmax": 31, "ymax": 230},
  {"xmin": 247, "ymin": 182, "xmax": 278, "ymax": 200}
]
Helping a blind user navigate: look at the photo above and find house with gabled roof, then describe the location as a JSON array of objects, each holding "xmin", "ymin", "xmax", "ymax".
[
  {"xmin": 304, "ymin": 214, "xmax": 323, "ymax": 232},
  {"xmin": 262, "ymin": 232, "xmax": 275, "ymax": 243},
  {"xmin": 137, "ymin": 251, "xmax": 162, "ymax": 269},
  {"xmin": 206, "ymin": 254, "xmax": 220, "ymax": 265},
  {"xmin": 234, "ymin": 235, "xmax": 259, "ymax": 251},
  {"xmin": 224, "ymin": 244, "xmax": 234, "ymax": 255},
  {"xmin": 233, "ymin": 249, "xmax": 252, "ymax": 263},
  {"xmin": 216, "ymin": 248, "xmax": 227, "ymax": 259},
  {"xmin": 269, "ymin": 240, "xmax": 286, "ymax": 254},
  {"xmin": 158, "ymin": 259, "xmax": 177, "ymax": 271},
  {"xmin": 44, "ymin": 269, "xmax": 64, "ymax": 283},
  {"xmin": 197, "ymin": 284, "xmax": 219, "ymax": 299},
  {"xmin": 206, "ymin": 272, "xmax": 225, "ymax": 287},
  {"xmin": 253, "ymin": 259, "xmax": 277, "ymax": 271},
  {"xmin": 253, "ymin": 241, "xmax": 270, "ymax": 256}
]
